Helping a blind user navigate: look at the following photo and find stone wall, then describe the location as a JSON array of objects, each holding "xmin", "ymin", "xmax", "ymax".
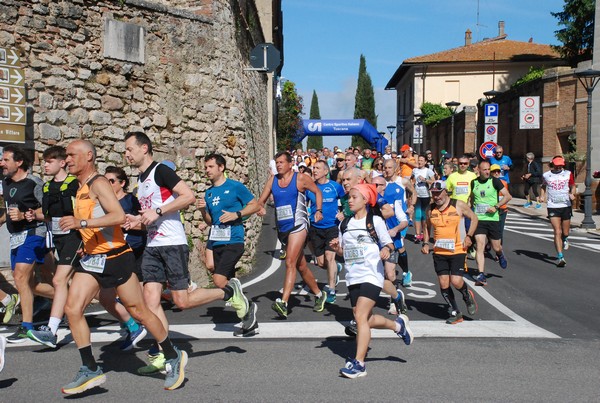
[{"xmin": 0, "ymin": 0, "xmax": 271, "ymax": 281}]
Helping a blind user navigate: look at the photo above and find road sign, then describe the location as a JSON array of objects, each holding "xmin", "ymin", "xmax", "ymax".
[
  {"xmin": 484, "ymin": 103, "xmax": 498, "ymax": 124},
  {"xmin": 479, "ymin": 141, "xmax": 497, "ymax": 160},
  {"xmin": 249, "ymin": 43, "xmax": 281, "ymax": 73},
  {"xmin": 484, "ymin": 123, "xmax": 498, "ymax": 143},
  {"xmin": 0, "ymin": 47, "xmax": 26, "ymax": 143},
  {"xmin": 519, "ymin": 96, "xmax": 540, "ymax": 129}
]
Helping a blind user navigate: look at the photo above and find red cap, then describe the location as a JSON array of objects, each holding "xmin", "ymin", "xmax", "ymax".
[
  {"xmin": 552, "ymin": 156, "xmax": 566, "ymax": 166},
  {"xmin": 400, "ymin": 144, "xmax": 410, "ymax": 152}
]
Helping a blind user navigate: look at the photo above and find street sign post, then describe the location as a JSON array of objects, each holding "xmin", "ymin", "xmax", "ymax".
[
  {"xmin": 247, "ymin": 43, "xmax": 281, "ymax": 73},
  {"xmin": 484, "ymin": 103, "xmax": 498, "ymax": 124},
  {"xmin": 0, "ymin": 47, "xmax": 26, "ymax": 143},
  {"xmin": 519, "ymin": 96, "xmax": 540, "ymax": 129},
  {"xmin": 484, "ymin": 123, "xmax": 498, "ymax": 143}
]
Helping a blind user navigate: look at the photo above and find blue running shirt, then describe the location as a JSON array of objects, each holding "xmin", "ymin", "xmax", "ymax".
[
  {"xmin": 204, "ymin": 179, "xmax": 254, "ymax": 246},
  {"xmin": 306, "ymin": 180, "xmax": 344, "ymax": 229},
  {"xmin": 271, "ymin": 173, "xmax": 308, "ymax": 232}
]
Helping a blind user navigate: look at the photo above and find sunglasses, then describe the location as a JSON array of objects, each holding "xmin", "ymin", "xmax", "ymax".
[{"xmin": 458, "ymin": 162, "xmax": 469, "ymax": 165}]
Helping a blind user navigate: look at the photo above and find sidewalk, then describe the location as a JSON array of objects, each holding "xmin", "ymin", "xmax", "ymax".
[{"xmin": 507, "ymin": 196, "xmax": 600, "ymax": 237}]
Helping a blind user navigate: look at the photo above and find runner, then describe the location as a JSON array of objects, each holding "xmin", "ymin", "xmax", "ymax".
[
  {"xmin": 124, "ymin": 131, "xmax": 249, "ymax": 374},
  {"xmin": 382, "ymin": 158, "xmax": 414, "ymax": 287},
  {"xmin": 421, "ymin": 180, "xmax": 479, "ymax": 324},
  {"xmin": 257, "ymin": 151, "xmax": 326, "ymax": 318},
  {"xmin": 488, "ymin": 145, "xmax": 513, "ymax": 184},
  {"xmin": 198, "ymin": 153, "xmax": 260, "ymax": 336},
  {"xmin": 330, "ymin": 183, "xmax": 412, "ymax": 378},
  {"xmin": 468, "ymin": 160, "xmax": 511, "ymax": 285},
  {"xmin": 26, "ymin": 146, "xmax": 81, "ymax": 348},
  {"xmin": 540, "ymin": 156, "xmax": 576, "ymax": 267},
  {"xmin": 446, "ymin": 156, "xmax": 478, "ymax": 258},
  {"xmin": 59, "ymin": 140, "xmax": 186, "ymax": 394},
  {"xmin": 0, "ymin": 145, "xmax": 54, "ymax": 343},
  {"xmin": 411, "ymin": 155, "xmax": 436, "ymax": 243},
  {"xmin": 305, "ymin": 160, "xmax": 345, "ymax": 304}
]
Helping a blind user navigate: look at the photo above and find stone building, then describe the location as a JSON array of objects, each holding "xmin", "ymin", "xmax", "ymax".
[{"xmin": 0, "ymin": 0, "xmax": 280, "ymax": 281}]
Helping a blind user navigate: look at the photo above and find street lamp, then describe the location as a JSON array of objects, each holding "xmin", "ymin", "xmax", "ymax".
[
  {"xmin": 414, "ymin": 113, "xmax": 424, "ymax": 154},
  {"xmin": 398, "ymin": 117, "xmax": 407, "ymax": 151},
  {"xmin": 574, "ymin": 68, "xmax": 600, "ymax": 229},
  {"xmin": 445, "ymin": 101, "xmax": 460, "ymax": 157},
  {"xmin": 386, "ymin": 125, "xmax": 396, "ymax": 151},
  {"xmin": 483, "ymin": 89, "xmax": 502, "ymax": 100}
]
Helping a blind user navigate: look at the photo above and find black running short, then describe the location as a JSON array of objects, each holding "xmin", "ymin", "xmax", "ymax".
[
  {"xmin": 347, "ymin": 282, "xmax": 382, "ymax": 307},
  {"xmin": 308, "ymin": 225, "xmax": 338, "ymax": 256},
  {"xmin": 474, "ymin": 220, "xmax": 501, "ymax": 240},
  {"xmin": 548, "ymin": 206, "xmax": 572, "ymax": 221},
  {"xmin": 213, "ymin": 243, "xmax": 244, "ymax": 279},
  {"xmin": 433, "ymin": 253, "xmax": 466, "ymax": 276},
  {"xmin": 142, "ymin": 244, "xmax": 190, "ymax": 290},
  {"xmin": 53, "ymin": 231, "xmax": 82, "ymax": 266},
  {"xmin": 74, "ymin": 247, "xmax": 134, "ymax": 289}
]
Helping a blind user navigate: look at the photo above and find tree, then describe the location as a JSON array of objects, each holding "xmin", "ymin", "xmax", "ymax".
[
  {"xmin": 353, "ymin": 54, "xmax": 376, "ymax": 149},
  {"xmin": 306, "ymin": 90, "xmax": 323, "ymax": 151},
  {"xmin": 551, "ymin": 0, "xmax": 595, "ymax": 66},
  {"xmin": 420, "ymin": 102, "xmax": 452, "ymax": 127},
  {"xmin": 277, "ymin": 80, "xmax": 303, "ymax": 152}
]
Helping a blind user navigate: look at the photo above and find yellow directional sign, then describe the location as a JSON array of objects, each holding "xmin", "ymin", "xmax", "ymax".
[{"xmin": 0, "ymin": 47, "xmax": 25, "ymax": 143}]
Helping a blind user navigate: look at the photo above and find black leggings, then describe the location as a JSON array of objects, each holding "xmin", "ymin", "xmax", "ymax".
[{"xmin": 524, "ymin": 181, "xmax": 540, "ymax": 199}]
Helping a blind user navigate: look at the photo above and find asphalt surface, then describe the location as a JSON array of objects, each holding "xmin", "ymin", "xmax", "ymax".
[{"xmin": 1, "ymin": 206, "xmax": 600, "ymax": 401}]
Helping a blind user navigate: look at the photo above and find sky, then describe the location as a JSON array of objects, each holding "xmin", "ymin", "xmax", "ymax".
[{"xmin": 281, "ymin": 0, "xmax": 565, "ymax": 151}]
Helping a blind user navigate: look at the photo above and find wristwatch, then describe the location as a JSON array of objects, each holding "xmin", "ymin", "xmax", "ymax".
[
  {"xmin": 236, "ymin": 211, "xmax": 242, "ymax": 219},
  {"xmin": 80, "ymin": 220, "xmax": 88, "ymax": 228},
  {"xmin": 156, "ymin": 207, "xmax": 163, "ymax": 216}
]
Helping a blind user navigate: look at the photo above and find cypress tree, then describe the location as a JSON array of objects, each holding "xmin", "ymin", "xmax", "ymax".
[
  {"xmin": 307, "ymin": 90, "xmax": 323, "ymax": 151},
  {"xmin": 277, "ymin": 80, "xmax": 304, "ymax": 151},
  {"xmin": 353, "ymin": 54, "xmax": 376, "ymax": 149}
]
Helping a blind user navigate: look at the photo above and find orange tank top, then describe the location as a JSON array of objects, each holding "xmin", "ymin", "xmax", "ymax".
[
  {"xmin": 429, "ymin": 200, "xmax": 465, "ymax": 255},
  {"xmin": 75, "ymin": 176, "xmax": 127, "ymax": 256}
]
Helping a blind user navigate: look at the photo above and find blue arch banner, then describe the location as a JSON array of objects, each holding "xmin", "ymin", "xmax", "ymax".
[{"xmin": 294, "ymin": 119, "xmax": 388, "ymax": 153}]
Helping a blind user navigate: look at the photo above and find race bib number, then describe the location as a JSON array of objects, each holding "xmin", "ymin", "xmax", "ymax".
[
  {"xmin": 475, "ymin": 204, "xmax": 490, "ymax": 214},
  {"xmin": 455, "ymin": 186, "xmax": 469, "ymax": 195},
  {"xmin": 276, "ymin": 205, "xmax": 293, "ymax": 221},
  {"xmin": 80, "ymin": 254, "xmax": 107, "ymax": 274},
  {"xmin": 209, "ymin": 225, "xmax": 231, "ymax": 241},
  {"xmin": 343, "ymin": 245, "xmax": 365, "ymax": 264},
  {"xmin": 435, "ymin": 238, "xmax": 455, "ymax": 251},
  {"xmin": 9, "ymin": 230, "xmax": 27, "ymax": 250},
  {"xmin": 551, "ymin": 195, "xmax": 567, "ymax": 204},
  {"xmin": 51, "ymin": 217, "xmax": 70, "ymax": 235}
]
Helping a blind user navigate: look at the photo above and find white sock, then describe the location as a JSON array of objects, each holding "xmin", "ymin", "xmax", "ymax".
[
  {"xmin": 316, "ymin": 291, "xmax": 322, "ymax": 298},
  {"xmin": 1, "ymin": 294, "xmax": 10, "ymax": 306},
  {"xmin": 395, "ymin": 322, "xmax": 402, "ymax": 333},
  {"xmin": 48, "ymin": 316, "xmax": 62, "ymax": 335}
]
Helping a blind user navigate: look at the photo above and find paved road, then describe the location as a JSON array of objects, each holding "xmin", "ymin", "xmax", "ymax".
[{"xmin": 1, "ymin": 207, "xmax": 600, "ymax": 401}]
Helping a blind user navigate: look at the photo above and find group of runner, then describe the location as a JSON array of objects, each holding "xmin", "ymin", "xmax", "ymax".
[{"xmin": 0, "ymin": 137, "xmax": 578, "ymax": 384}]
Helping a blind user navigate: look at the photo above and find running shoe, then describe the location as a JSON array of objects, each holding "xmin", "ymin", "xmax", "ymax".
[
  {"xmin": 340, "ymin": 358, "xmax": 366, "ymax": 379},
  {"xmin": 6, "ymin": 325, "xmax": 28, "ymax": 344},
  {"xmin": 2, "ymin": 294, "xmax": 19, "ymax": 324},
  {"xmin": 313, "ymin": 290, "xmax": 327, "ymax": 312},
  {"xmin": 227, "ymin": 278, "xmax": 249, "ymax": 319},
  {"xmin": 27, "ymin": 325, "xmax": 58, "ymax": 348},
  {"xmin": 0, "ymin": 336, "xmax": 6, "ymax": 373},
  {"xmin": 474, "ymin": 273, "xmax": 488, "ymax": 286},
  {"xmin": 497, "ymin": 253, "xmax": 508, "ymax": 269},
  {"xmin": 278, "ymin": 249, "xmax": 286, "ymax": 260},
  {"xmin": 120, "ymin": 325, "xmax": 147, "ymax": 351},
  {"xmin": 233, "ymin": 322, "xmax": 259, "ymax": 337},
  {"xmin": 467, "ymin": 246, "xmax": 476, "ymax": 260},
  {"xmin": 535, "ymin": 203, "xmax": 542, "ymax": 209},
  {"xmin": 164, "ymin": 347, "xmax": 188, "ymax": 391},
  {"xmin": 523, "ymin": 202, "xmax": 532, "ymax": 208},
  {"xmin": 465, "ymin": 289, "xmax": 478, "ymax": 316},
  {"xmin": 563, "ymin": 237, "xmax": 569, "ymax": 251},
  {"xmin": 61, "ymin": 365, "xmax": 106, "ymax": 395},
  {"xmin": 335, "ymin": 262, "xmax": 343, "ymax": 286},
  {"xmin": 137, "ymin": 352, "xmax": 166, "ymax": 375},
  {"xmin": 271, "ymin": 298, "xmax": 288, "ymax": 318},
  {"xmin": 323, "ymin": 285, "xmax": 336, "ymax": 304},
  {"xmin": 241, "ymin": 302, "xmax": 258, "ymax": 331},
  {"xmin": 557, "ymin": 257, "xmax": 567, "ymax": 268},
  {"xmin": 402, "ymin": 271, "xmax": 413, "ymax": 287},
  {"xmin": 393, "ymin": 289, "xmax": 408, "ymax": 315},
  {"xmin": 395, "ymin": 314, "xmax": 413, "ymax": 345},
  {"xmin": 446, "ymin": 310, "xmax": 464, "ymax": 324},
  {"xmin": 345, "ymin": 320, "xmax": 357, "ymax": 338}
]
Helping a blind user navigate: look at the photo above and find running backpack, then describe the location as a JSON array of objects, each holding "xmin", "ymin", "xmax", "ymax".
[{"xmin": 339, "ymin": 209, "xmax": 380, "ymax": 246}]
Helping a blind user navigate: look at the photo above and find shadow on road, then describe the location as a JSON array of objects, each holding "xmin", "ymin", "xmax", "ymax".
[{"xmin": 513, "ymin": 249, "xmax": 556, "ymax": 266}]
